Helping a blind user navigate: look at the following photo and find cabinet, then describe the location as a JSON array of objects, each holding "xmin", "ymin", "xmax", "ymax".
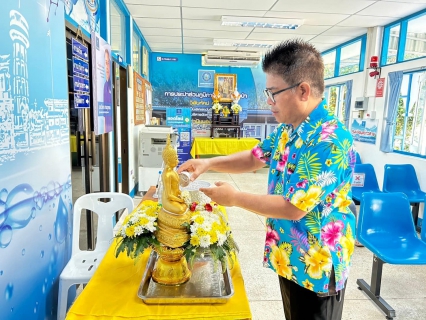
[{"xmin": 210, "ymin": 105, "xmax": 241, "ymax": 138}]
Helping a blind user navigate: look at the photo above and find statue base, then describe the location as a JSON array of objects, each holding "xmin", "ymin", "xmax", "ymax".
[{"xmin": 152, "ymin": 246, "xmax": 191, "ymax": 286}]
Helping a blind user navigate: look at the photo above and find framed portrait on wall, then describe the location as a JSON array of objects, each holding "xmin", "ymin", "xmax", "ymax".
[{"xmin": 214, "ymin": 73, "xmax": 236, "ymax": 102}]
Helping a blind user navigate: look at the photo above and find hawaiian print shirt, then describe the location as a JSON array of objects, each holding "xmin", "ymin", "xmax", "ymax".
[{"xmin": 252, "ymin": 99, "xmax": 356, "ymax": 294}]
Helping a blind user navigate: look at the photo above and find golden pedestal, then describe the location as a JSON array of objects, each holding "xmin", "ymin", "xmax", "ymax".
[{"xmin": 152, "ymin": 208, "xmax": 191, "ymax": 286}]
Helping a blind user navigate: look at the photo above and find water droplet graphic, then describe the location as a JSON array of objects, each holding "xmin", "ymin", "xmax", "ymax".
[
  {"xmin": 40, "ymin": 250, "xmax": 44, "ymax": 258},
  {"xmin": 11, "ymin": 308, "xmax": 13, "ymax": 312},
  {"xmin": 40, "ymin": 187, "xmax": 48, "ymax": 202},
  {"xmin": 54, "ymin": 197, "xmax": 68, "ymax": 244},
  {"xmin": 0, "ymin": 225, "xmax": 13, "ymax": 248},
  {"xmin": 33, "ymin": 191, "xmax": 44, "ymax": 210},
  {"xmin": 48, "ymin": 233, "xmax": 51, "ymax": 240},
  {"xmin": 0, "ymin": 200, "xmax": 8, "ymax": 227},
  {"xmin": 42, "ymin": 284, "xmax": 46, "ymax": 294},
  {"xmin": 39, "ymin": 225, "xmax": 42, "ymax": 231},
  {"xmin": 0, "ymin": 188, "xmax": 8, "ymax": 203},
  {"xmin": 22, "ymin": 249, "xmax": 25, "ymax": 256},
  {"xmin": 6, "ymin": 184, "xmax": 33, "ymax": 207},
  {"xmin": 66, "ymin": 174, "xmax": 72, "ymax": 188},
  {"xmin": 5, "ymin": 283, "xmax": 13, "ymax": 300},
  {"xmin": 0, "ymin": 270, "xmax": 3, "ymax": 275},
  {"xmin": 52, "ymin": 202, "xmax": 55, "ymax": 208},
  {"xmin": 31, "ymin": 207, "xmax": 36, "ymax": 219},
  {"xmin": 47, "ymin": 182, "xmax": 55, "ymax": 200},
  {"xmin": 4, "ymin": 197, "xmax": 35, "ymax": 229},
  {"xmin": 54, "ymin": 182, "xmax": 62, "ymax": 196}
]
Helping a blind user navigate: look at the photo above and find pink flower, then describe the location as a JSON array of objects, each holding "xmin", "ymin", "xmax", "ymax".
[
  {"xmin": 282, "ymin": 147, "xmax": 290, "ymax": 163},
  {"xmin": 321, "ymin": 221, "xmax": 344, "ymax": 250},
  {"xmin": 321, "ymin": 122, "xmax": 337, "ymax": 140},
  {"xmin": 252, "ymin": 146, "xmax": 265, "ymax": 161},
  {"xmin": 265, "ymin": 226, "xmax": 280, "ymax": 247},
  {"xmin": 296, "ymin": 180, "xmax": 307, "ymax": 188},
  {"xmin": 276, "ymin": 160, "xmax": 286, "ymax": 172},
  {"xmin": 292, "ymin": 153, "xmax": 296, "ymax": 159},
  {"xmin": 289, "ymin": 186, "xmax": 295, "ymax": 194}
]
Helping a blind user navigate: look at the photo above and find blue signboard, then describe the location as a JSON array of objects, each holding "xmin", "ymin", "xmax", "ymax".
[
  {"xmin": 166, "ymin": 108, "xmax": 192, "ymax": 165},
  {"xmin": 74, "ymin": 93, "xmax": 90, "ymax": 109},
  {"xmin": 73, "ymin": 57, "xmax": 89, "ymax": 77},
  {"xmin": 198, "ymin": 70, "xmax": 215, "ymax": 88},
  {"xmin": 157, "ymin": 56, "xmax": 178, "ymax": 62},
  {"xmin": 72, "ymin": 38, "xmax": 89, "ymax": 61},
  {"xmin": 73, "ymin": 75, "xmax": 90, "ymax": 93}
]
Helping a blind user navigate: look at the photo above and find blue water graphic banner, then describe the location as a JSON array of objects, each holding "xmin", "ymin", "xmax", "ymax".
[
  {"xmin": 65, "ymin": 0, "xmax": 100, "ymax": 35},
  {"xmin": 166, "ymin": 108, "xmax": 192, "ymax": 165}
]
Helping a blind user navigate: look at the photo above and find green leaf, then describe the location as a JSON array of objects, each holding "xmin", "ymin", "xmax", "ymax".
[
  {"xmin": 296, "ymin": 151, "xmax": 321, "ymax": 180},
  {"xmin": 306, "ymin": 210, "xmax": 321, "ymax": 234}
]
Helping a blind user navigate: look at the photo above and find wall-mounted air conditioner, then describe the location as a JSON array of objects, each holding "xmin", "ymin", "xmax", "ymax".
[{"xmin": 202, "ymin": 50, "xmax": 261, "ymax": 66}]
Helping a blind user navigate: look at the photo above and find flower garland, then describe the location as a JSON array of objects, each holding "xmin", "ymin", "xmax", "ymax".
[
  {"xmin": 231, "ymin": 103, "xmax": 242, "ymax": 113},
  {"xmin": 212, "ymin": 102, "xmax": 223, "ymax": 113}
]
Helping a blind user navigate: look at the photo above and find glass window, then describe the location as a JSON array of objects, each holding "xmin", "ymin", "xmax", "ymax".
[
  {"xmin": 132, "ymin": 31, "xmax": 141, "ymax": 74},
  {"xmin": 393, "ymin": 71, "xmax": 426, "ymax": 156},
  {"xmin": 325, "ymin": 84, "xmax": 347, "ymax": 122},
  {"xmin": 386, "ymin": 24, "xmax": 400, "ymax": 64},
  {"xmin": 323, "ymin": 50, "xmax": 336, "ymax": 79},
  {"xmin": 339, "ymin": 41, "xmax": 361, "ymax": 75},
  {"xmin": 110, "ymin": 0, "xmax": 126, "ymax": 58},
  {"xmin": 404, "ymin": 13, "xmax": 426, "ymax": 60}
]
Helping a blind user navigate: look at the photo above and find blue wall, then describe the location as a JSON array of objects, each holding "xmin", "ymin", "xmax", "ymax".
[{"xmin": 0, "ymin": 1, "xmax": 71, "ymax": 319}]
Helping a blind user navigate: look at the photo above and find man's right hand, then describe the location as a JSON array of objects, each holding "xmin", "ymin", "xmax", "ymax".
[{"xmin": 177, "ymin": 159, "xmax": 210, "ymax": 182}]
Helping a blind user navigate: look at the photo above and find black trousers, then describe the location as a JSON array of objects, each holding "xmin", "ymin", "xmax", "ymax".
[{"xmin": 278, "ymin": 276, "xmax": 346, "ymax": 320}]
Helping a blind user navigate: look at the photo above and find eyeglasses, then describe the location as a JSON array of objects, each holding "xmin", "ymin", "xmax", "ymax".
[{"xmin": 263, "ymin": 82, "xmax": 301, "ymax": 103}]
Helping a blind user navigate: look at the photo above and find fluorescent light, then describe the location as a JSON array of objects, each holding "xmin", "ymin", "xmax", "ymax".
[
  {"xmin": 222, "ymin": 16, "xmax": 304, "ymax": 29},
  {"xmin": 213, "ymin": 39, "xmax": 275, "ymax": 48}
]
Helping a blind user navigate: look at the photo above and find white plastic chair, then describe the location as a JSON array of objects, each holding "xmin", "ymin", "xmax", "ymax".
[{"xmin": 57, "ymin": 192, "xmax": 134, "ymax": 320}]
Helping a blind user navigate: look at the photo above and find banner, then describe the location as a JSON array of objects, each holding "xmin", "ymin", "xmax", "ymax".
[
  {"xmin": 376, "ymin": 78, "xmax": 385, "ymax": 97},
  {"xmin": 166, "ymin": 108, "xmax": 192, "ymax": 165},
  {"xmin": 134, "ymin": 72, "xmax": 145, "ymax": 125},
  {"xmin": 351, "ymin": 119, "xmax": 379, "ymax": 144},
  {"xmin": 91, "ymin": 33, "xmax": 113, "ymax": 134},
  {"xmin": 64, "ymin": 0, "xmax": 100, "ymax": 34}
]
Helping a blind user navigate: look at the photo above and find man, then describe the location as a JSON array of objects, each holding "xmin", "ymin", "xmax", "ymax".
[
  {"xmin": 178, "ymin": 39, "xmax": 356, "ymax": 320},
  {"xmin": 103, "ymin": 48, "xmax": 112, "ymax": 132}
]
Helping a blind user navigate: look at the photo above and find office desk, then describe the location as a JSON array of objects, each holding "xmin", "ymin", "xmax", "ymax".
[
  {"xmin": 66, "ymin": 193, "xmax": 252, "ymax": 320},
  {"xmin": 190, "ymin": 137, "xmax": 259, "ymax": 158}
]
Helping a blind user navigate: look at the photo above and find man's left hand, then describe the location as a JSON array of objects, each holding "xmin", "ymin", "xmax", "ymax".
[{"xmin": 200, "ymin": 181, "xmax": 238, "ymax": 207}]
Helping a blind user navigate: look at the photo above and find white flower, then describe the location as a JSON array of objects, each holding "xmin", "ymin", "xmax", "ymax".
[
  {"xmin": 217, "ymin": 233, "xmax": 227, "ymax": 246},
  {"xmin": 199, "ymin": 235, "xmax": 211, "ymax": 248}
]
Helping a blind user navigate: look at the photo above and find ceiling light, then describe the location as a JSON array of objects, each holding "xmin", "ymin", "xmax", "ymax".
[
  {"xmin": 222, "ymin": 16, "xmax": 304, "ymax": 29},
  {"xmin": 213, "ymin": 39, "xmax": 275, "ymax": 48}
]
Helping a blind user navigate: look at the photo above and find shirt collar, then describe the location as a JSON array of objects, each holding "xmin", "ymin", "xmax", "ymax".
[{"xmin": 291, "ymin": 99, "xmax": 329, "ymax": 143}]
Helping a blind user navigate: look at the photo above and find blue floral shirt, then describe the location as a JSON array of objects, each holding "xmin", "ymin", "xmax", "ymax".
[{"xmin": 252, "ymin": 100, "xmax": 356, "ymax": 293}]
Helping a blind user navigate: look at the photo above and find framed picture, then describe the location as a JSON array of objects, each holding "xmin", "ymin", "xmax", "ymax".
[{"xmin": 214, "ymin": 74, "xmax": 236, "ymax": 102}]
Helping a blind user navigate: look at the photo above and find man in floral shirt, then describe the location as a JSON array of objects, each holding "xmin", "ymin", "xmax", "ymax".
[{"xmin": 178, "ymin": 39, "xmax": 356, "ymax": 320}]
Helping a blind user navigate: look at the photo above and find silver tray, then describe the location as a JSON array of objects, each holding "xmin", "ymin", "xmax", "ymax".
[{"xmin": 138, "ymin": 251, "xmax": 234, "ymax": 304}]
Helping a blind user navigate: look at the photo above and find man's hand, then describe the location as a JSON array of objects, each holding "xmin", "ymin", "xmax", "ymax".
[
  {"xmin": 177, "ymin": 159, "xmax": 210, "ymax": 181},
  {"xmin": 200, "ymin": 181, "xmax": 238, "ymax": 207}
]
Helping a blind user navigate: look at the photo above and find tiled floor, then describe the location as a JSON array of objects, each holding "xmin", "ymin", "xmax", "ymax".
[{"xmin": 74, "ymin": 168, "xmax": 426, "ymax": 320}]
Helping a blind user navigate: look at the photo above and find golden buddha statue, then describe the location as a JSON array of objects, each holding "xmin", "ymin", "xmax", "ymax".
[{"xmin": 153, "ymin": 135, "xmax": 191, "ymax": 285}]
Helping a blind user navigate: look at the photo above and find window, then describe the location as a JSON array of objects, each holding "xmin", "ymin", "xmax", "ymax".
[
  {"xmin": 132, "ymin": 31, "xmax": 141, "ymax": 74},
  {"xmin": 325, "ymin": 84, "xmax": 347, "ymax": 122},
  {"xmin": 323, "ymin": 50, "xmax": 336, "ymax": 79},
  {"xmin": 321, "ymin": 35, "xmax": 366, "ymax": 79},
  {"xmin": 382, "ymin": 9, "xmax": 426, "ymax": 66},
  {"xmin": 393, "ymin": 71, "xmax": 426, "ymax": 156},
  {"xmin": 110, "ymin": 0, "xmax": 126, "ymax": 58}
]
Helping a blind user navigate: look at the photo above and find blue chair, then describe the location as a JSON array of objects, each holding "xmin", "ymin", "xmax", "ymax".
[
  {"xmin": 355, "ymin": 151, "xmax": 362, "ymax": 164},
  {"xmin": 352, "ymin": 164, "xmax": 381, "ymax": 204},
  {"xmin": 383, "ymin": 164, "xmax": 426, "ymax": 228},
  {"xmin": 356, "ymin": 192, "xmax": 426, "ymax": 319}
]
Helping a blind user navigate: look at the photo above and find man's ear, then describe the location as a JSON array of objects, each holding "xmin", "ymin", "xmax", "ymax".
[{"xmin": 299, "ymin": 82, "xmax": 311, "ymax": 101}]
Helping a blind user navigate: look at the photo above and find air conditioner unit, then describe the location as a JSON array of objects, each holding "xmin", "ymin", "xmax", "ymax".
[{"xmin": 202, "ymin": 50, "xmax": 261, "ymax": 66}]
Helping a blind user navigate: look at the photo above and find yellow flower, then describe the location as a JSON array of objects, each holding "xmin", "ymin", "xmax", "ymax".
[
  {"xmin": 278, "ymin": 130, "xmax": 289, "ymax": 153},
  {"xmin": 326, "ymin": 196, "xmax": 332, "ymax": 203},
  {"xmin": 196, "ymin": 228, "xmax": 208, "ymax": 237},
  {"xmin": 190, "ymin": 234, "xmax": 200, "ymax": 246},
  {"xmin": 325, "ymin": 159, "xmax": 332, "ymax": 167},
  {"xmin": 270, "ymin": 245, "xmax": 293, "ymax": 280},
  {"xmin": 290, "ymin": 185, "xmax": 322, "ymax": 212},
  {"xmin": 303, "ymin": 245, "xmax": 332, "ymax": 279},
  {"xmin": 334, "ymin": 192, "xmax": 352, "ymax": 213},
  {"xmin": 125, "ymin": 225, "xmax": 135, "ymax": 237},
  {"xmin": 194, "ymin": 215, "xmax": 204, "ymax": 225},
  {"xmin": 302, "ymin": 279, "xmax": 314, "ymax": 291},
  {"xmin": 279, "ymin": 227, "xmax": 284, "ymax": 234},
  {"xmin": 209, "ymin": 230, "xmax": 218, "ymax": 243},
  {"xmin": 295, "ymin": 137, "xmax": 303, "ymax": 149},
  {"xmin": 340, "ymin": 228, "xmax": 355, "ymax": 263},
  {"xmin": 138, "ymin": 217, "xmax": 149, "ymax": 226}
]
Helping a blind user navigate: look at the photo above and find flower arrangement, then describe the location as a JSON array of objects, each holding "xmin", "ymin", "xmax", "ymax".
[
  {"xmin": 115, "ymin": 194, "xmax": 238, "ymax": 271},
  {"xmin": 212, "ymin": 102, "xmax": 223, "ymax": 113},
  {"xmin": 231, "ymin": 103, "xmax": 242, "ymax": 114}
]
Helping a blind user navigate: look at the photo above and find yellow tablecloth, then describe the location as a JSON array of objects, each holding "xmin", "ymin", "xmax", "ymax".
[
  {"xmin": 190, "ymin": 137, "xmax": 259, "ymax": 158},
  {"xmin": 66, "ymin": 208, "xmax": 252, "ymax": 320}
]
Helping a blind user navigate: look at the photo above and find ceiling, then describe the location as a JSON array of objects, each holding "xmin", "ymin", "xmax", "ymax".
[{"xmin": 123, "ymin": 0, "xmax": 426, "ymax": 54}]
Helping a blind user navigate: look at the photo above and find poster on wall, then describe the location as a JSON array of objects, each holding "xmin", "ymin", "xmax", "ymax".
[
  {"xmin": 166, "ymin": 108, "xmax": 192, "ymax": 165},
  {"xmin": 376, "ymin": 78, "xmax": 385, "ymax": 97},
  {"xmin": 0, "ymin": 1, "xmax": 72, "ymax": 318},
  {"xmin": 351, "ymin": 119, "xmax": 379, "ymax": 144},
  {"xmin": 133, "ymin": 71, "xmax": 145, "ymax": 125},
  {"xmin": 91, "ymin": 33, "xmax": 113, "ymax": 134},
  {"xmin": 64, "ymin": 0, "xmax": 100, "ymax": 34}
]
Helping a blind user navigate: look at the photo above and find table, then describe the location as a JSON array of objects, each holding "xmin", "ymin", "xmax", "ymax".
[
  {"xmin": 66, "ymin": 190, "xmax": 252, "ymax": 320},
  {"xmin": 190, "ymin": 137, "xmax": 259, "ymax": 158}
]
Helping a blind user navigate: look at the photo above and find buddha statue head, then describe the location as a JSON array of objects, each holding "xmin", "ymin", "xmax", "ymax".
[{"xmin": 162, "ymin": 135, "xmax": 179, "ymax": 168}]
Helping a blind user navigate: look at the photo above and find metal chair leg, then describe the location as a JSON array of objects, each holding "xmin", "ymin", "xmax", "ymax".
[{"xmin": 357, "ymin": 255, "xmax": 396, "ymax": 319}]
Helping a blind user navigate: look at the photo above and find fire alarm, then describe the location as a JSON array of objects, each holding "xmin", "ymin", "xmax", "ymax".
[{"xmin": 370, "ymin": 56, "xmax": 379, "ymax": 68}]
